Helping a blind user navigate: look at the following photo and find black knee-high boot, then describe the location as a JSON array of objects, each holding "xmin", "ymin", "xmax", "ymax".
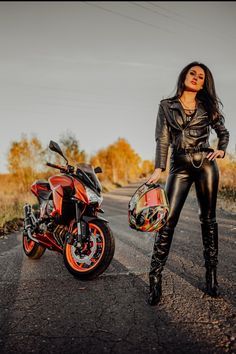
[
  {"xmin": 201, "ymin": 222, "xmax": 219, "ymax": 297},
  {"xmin": 148, "ymin": 226, "xmax": 174, "ymax": 306}
]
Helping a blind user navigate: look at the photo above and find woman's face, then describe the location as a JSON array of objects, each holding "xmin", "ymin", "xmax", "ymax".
[{"xmin": 184, "ymin": 66, "xmax": 205, "ymax": 92}]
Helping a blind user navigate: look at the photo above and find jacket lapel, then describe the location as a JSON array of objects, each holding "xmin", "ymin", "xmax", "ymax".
[
  {"xmin": 169, "ymin": 99, "xmax": 184, "ymax": 129},
  {"xmin": 167, "ymin": 98, "xmax": 208, "ymax": 129}
]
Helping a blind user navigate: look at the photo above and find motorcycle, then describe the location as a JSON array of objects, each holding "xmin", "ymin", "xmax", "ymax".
[{"xmin": 23, "ymin": 140, "xmax": 115, "ymax": 280}]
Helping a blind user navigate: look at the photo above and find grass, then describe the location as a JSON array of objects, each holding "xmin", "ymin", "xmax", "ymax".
[{"xmin": 0, "ymin": 174, "xmax": 36, "ymax": 233}]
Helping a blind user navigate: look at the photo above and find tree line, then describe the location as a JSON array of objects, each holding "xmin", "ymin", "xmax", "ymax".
[{"xmin": 6, "ymin": 133, "xmax": 155, "ymax": 192}]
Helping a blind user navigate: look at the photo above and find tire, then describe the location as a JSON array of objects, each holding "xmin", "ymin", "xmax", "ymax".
[
  {"xmin": 22, "ymin": 231, "xmax": 46, "ymax": 259},
  {"xmin": 63, "ymin": 220, "xmax": 115, "ymax": 280}
]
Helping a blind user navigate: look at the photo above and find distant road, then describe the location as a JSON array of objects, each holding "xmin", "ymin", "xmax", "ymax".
[{"xmin": 0, "ymin": 182, "xmax": 235, "ymax": 353}]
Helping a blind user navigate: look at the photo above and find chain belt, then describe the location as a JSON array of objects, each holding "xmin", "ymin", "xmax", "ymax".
[{"xmin": 172, "ymin": 146, "xmax": 214, "ymax": 168}]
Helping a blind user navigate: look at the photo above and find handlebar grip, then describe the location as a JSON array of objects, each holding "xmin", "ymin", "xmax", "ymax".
[
  {"xmin": 46, "ymin": 162, "xmax": 68, "ymax": 173},
  {"xmin": 46, "ymin": 162, "xmax": 60, "ymax": 169}
]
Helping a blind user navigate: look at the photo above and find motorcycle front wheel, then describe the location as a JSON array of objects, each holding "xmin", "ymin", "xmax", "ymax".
[{"xmin": 63, "ymin": 219, "xmax": 115, "ymax": 280}]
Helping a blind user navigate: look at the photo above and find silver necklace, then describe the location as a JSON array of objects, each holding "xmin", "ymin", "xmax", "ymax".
[{"xmin": 179, "ymin": 98, "xmax": 196, "ymax": 114}]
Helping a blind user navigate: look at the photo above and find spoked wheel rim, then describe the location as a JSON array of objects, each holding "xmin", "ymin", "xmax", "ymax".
[
  {"xmin": 23, "ymin": 234, "xmax": 36, "ymax": 253},
  {"xmin": 65, "ymin": 223, "xmax": 105, "ymax": 272}
]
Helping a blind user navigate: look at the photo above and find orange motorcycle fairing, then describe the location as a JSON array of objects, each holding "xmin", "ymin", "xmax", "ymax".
[
  {"xmin": 49, "ymin": 175, "xmax": 74, "ymax": 216},
  {"xmin": 31, "ymin": 180, "xmax": 51, "ymax": 200},
  {"xmin": 73, "ymin": 179, "xmax": 89, "ymax": 204}
]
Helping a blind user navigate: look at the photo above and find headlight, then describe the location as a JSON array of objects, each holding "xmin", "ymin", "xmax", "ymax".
[{"xmin": 85, "ymin": 186, "xmax": 103, "ymax": 205}]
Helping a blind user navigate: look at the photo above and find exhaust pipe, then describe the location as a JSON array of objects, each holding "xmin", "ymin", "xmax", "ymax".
[{"xmin": 23, "ymin": 204, "xmax": 40, "ymax": 244}]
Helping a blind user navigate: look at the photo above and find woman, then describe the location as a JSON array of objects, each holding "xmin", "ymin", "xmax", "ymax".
[{"xmin": 147, "ymin": 62, "xmax": 229, "ymax": 306}]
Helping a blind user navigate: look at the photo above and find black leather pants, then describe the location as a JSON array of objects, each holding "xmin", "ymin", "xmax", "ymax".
[{"xmin": 149, "ymin": 151, "xmax": 219, "ymax": 293}]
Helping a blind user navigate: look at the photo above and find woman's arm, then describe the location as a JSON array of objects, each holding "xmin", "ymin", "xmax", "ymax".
[
  {"xmin": 147, "ymin": 103, "xmax": 170, "ymax": 184},
  {"xmin": 208, "ymin": 115, "xmax": 230, "ymax": 160},
  {"xmin": 154, "ymin": 103, "xmax": 170, "ymax": 170}
]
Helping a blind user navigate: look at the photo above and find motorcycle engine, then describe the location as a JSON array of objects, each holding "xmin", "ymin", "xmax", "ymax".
[{"xmin": 53, "ymin": 225, "xmax": 68, "ymax": 247}]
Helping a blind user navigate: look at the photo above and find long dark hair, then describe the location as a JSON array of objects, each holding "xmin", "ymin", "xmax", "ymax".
[{"xmin": 174, "ymin": 61, "xmax": 223, "ymax": 121}]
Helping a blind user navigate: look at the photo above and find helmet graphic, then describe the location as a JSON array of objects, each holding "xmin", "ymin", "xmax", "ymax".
[{"xmin": 128, "ymin": 183, "xmax": 169, "ymax": 232}]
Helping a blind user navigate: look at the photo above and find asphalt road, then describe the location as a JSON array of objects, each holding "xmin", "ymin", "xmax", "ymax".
[{"xmin": 0, "ymin": 182, "xmax": 235, "ymax": 354}]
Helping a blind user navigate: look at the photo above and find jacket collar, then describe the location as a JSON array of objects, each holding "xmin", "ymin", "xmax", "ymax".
[
  {"xmin": 168, "ymin": 96, "xmax": 181, "ymax": 110},
  {"xmin": 167, "ymin": 96, "xmax": 207, "ymax": 116}
]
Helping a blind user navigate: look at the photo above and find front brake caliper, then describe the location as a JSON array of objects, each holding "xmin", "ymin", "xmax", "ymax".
[
  {"xmin": 66, "ymin": 232, "xmax": 76, "ymax": 245},
  {"xmin": 66, "ymin": 232, "xmax": 83, "ymax": 255}
]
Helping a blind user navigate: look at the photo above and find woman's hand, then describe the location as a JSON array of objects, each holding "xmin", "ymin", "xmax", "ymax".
[
  {"xmin": 206, "ymin": 149, "xmax": 225, "ymax": 160},
  {"xmin": 146, "ymin": 168, "xmax": 162, "ymax": 185}
]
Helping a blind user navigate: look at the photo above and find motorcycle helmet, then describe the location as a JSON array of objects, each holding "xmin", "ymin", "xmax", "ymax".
[{"xmin": 128, "ymin": 182, "xmax": 169, "ymax": 232}]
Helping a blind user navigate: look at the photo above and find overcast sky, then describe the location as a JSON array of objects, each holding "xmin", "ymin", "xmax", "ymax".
[{"xmin": 0, "ymin": 1, "xmax": 236, "ymax": 173}]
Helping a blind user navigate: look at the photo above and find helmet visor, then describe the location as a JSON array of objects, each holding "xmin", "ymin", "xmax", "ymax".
[{"xmin": 136, "ymin": 188, "xmax": 168, "ymax": 214}]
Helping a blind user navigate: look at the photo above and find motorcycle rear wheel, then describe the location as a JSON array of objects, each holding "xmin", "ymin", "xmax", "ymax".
[
  {"xmin": 22, "ymin": 231, "xmax": 46, "ymax": 259},
  {"xmin": 63, "ymin": 219, "xmax": 115, "ymax": 280}
]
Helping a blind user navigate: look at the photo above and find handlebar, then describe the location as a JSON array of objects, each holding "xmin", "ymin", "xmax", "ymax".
[
  {"xmin": 46, "ymin": 162, "xmax": 59, "ymax": 169},
  {"xmin": 46, "ymin": 162, "xmax": 75, "ymax": 174},
  {"xmin": 46, "ymin": 162, "xmax": 67, "ymax": 172}
]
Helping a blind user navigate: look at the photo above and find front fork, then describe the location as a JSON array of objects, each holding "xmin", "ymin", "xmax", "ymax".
[
  {"xmin": 67, "ymin": 201, "xmax": 107, "ymax": 250},
  {"xmin": 66, "ymin": 201, "xmax": 90, "ymax": 252},
  {"xmin": 75, "ymin": 201, "xmax": 83, "ymax": 248}
]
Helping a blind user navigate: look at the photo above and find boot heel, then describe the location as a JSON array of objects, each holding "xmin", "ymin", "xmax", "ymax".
[
  {"xmin": 201, "ymin": 222, "xmax": 219, "ymax": 298},
  {"xmin": 205, "ymin": 267, "xmax": 219, "ymax": 297}
]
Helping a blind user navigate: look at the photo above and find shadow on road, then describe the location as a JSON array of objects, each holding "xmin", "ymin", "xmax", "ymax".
[{"xmin": 1, "ymin": 241, "xmax": 230, "ymax": 353}]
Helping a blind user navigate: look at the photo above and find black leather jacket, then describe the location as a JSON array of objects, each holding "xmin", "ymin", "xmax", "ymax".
[{"xmin": 155, "ymin": 97, "xmax": 230, "ymax": 170}]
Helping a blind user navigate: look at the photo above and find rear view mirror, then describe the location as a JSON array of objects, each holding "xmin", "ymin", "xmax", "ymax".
[{"xmin": 49, "ymin": 140, "xmax": 68, "ymax": 163}]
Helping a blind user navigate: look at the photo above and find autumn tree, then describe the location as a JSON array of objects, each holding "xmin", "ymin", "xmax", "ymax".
[
  {"xmin": 140, "ymin": 160, "xmax": 154, "ymax": 177},
  {"xmin": 59, "ymin": 132, "xmax": 87, "ymax": 165},
  {"xmin": 7, "ymin": 135, "xmax": 44, "ymax": 191},
  {"xmin": 90, "ymin": 149, "xmax": 107, "ymax": 182},
  {"xmin": 90, "ymin": 138, "xmax": 141, "ymax": 185}
]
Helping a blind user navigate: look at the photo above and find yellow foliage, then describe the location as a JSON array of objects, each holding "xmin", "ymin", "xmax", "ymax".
[
  {"xmin": 217, "ymin": 153, "xmax": 236, "ymax": 189},
  {"xmin": 90, "ymin": 138, "xmax": 141, "ymax": 185},
  {"xmin": 7, "ymin": 135, "xmax": 44, "ymax": 192},
  {"xmin": 140, "ymin": 160, "xmax": 155, "ymax": 177}
]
